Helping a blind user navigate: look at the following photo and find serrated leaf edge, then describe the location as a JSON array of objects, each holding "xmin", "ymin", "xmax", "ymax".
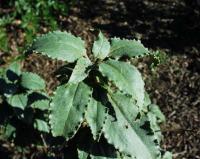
[
  {"xmin": 25, "ymin": 30, "xmax": 86, "ymax": 62},
  {"xmin": 99, "ymin": 61, "xmax": 142, "ymax": 106},
  {"xmin": 109, "ymin": 37, "xmax": 150, "ymax": 59},
  {"xmin": 49, "ymin": 84, "xmax": 93, "ymax": 141},
  {"xmin": 21, "ymin": 72, "xmax": 46, "ymax": 90},
  {"xmin": 30, "ymin": 99, "xmax": 50, "ymax": 110},
  {"xmin": 85, "ymin": 100, "xmax": 109, "ymax": 141}
]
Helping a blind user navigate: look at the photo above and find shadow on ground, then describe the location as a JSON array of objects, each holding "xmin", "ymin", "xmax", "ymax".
[{"xmin": 77, "ymin": 0, "xmax": 200, "ymax": 55}]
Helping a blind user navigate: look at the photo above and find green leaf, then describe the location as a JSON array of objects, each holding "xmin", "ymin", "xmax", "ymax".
[
  {"xmin": 7, "ymin": 61, "xmax": 21, "ymax": 76},
  {"xmin": 90, "ymin": 155, "xmax": 117, "ymax": 159},
  {"xmin": 162, "ymin": 151, "xmax": 172, "ymax": 159},
  {"xmin": 109, "ymin": 38, "xmax": 149, "ymax": 58},
  {"xmin": 27, "ymin": 31, "xmax": 86, "ymax": 62},
  {"xmin": 103, "ymin": 91, "xmax": 160, "ymax": 159},
  {"xmin": 49, "ymin": 82, "xmax": 92, "ymax": 140},
  {"xmin": 149, "ymin": 104, "xmax": 166, "ymax": 123},
  {"xmin": 4, "ymin": 62, "xmax": 21, "ymax": 82},
  {"xmin": 78, "ymin": 149, "xmax": 118, "ymax": 159},
  {"xmin": 78, "ymin": 149, "xmax": 89, "ymax": 159},
  {"xmin": 92, "ymin": 31, "xmax": 110, "ymax": 60},
  {"xmin": 0, "ymin": 124, "xmax": 16, "ymax": 139},
  {"xmin": 147, "ymin": 112, "xmax": 163, "ymax": 144},
  {"xmin": 31, "ymin": 99, "xmax": 49, "ymax": 110},
  {"xmin": 108, "ymin": 91, "xmax": 139, "ymax": 123},
  {"xmin": 0, "ymin": 27, "xmax": 9, "ymax": 52},
  {"xmin": 69, "ymin": 57, "xmax": 92, "ymax": 83},
  {"xmin": 0, "ymin": 68, "xmax": 5, "ymax": 77},
  {"xmin": 7, "ymin": 94, "xmax": 28, "ymax": 110},
  {"xmin": 99, "ymin": 59, "xmax": 144, "ymax": 108},
  {"xmin": 142, "ymin": 92, "xmax": 151, "ymax": 112},
  {"xmin": 21, "ymin": 72, "xmax": 46, "ymax": 90},
  {"xmin": 144, "ymin": 92, "xmax": 151, "ymax": 107},
  {"xmin": 85, "ymin": 97, "xmax": 107, "ymax": 140},
  {"xmin": 34, "ymin": 119, "xmax": 50, "ymax": 133},
  {"xmin": 28, "ymin": 92, "xmax": 49, "ymax": 110},
  {"xmin": 77, "ymin": 136, "xmax": 119, "ymax": 159}
]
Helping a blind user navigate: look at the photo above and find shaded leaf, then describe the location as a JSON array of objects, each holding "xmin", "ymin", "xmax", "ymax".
[
  {"xmin": 90, "ymin": 155, "xmax": 116, "ymax": 159},
  {"xmin": 78, "ymin": 148, "xmax": 118, "ymax": 159},
  {"xmin": 77, "ymin": 130, "xmax": 118, "ymax": 159},
  {"xmin": 149, "ymin": 104, "xmax": 166, "ymax": 123},
  {"xmin": 49, "ymin": 82, "xmax": 92, "ymax": 140},
  {"xmin": 147, "ymin": 112, "xmax": 163, "ymax": 144},
  {"xmin": 108, "ymin": 91, "xmax": 139, "ymax": 123},
  {"xmin": 85, "ymin": 97, "xmax": 107, "ymax": 140},
  {"xmin": 6, "ymin": 70, "xmax": 19, "ymax": 83},
  {"xmin": 78, "ymin": 149, "xmax": 89, "ymax": 159},
  {"xmin": 28, "ymin": 92, "xmax": 49, "ymax": 110},
  {"xmin": 7, "ymin": 61, "xmax": 21, "ymax": 76},
  {"xmin": 34, "ymin": 119, "xmax": 50, "ymax": 133},
  {"xmin": 0, "ymin": 68, "xmax": 5, "ymax": 77},
  {"xmin": 6, "ymin": 62, "xmax": 21, "ymax": 82},
  {"xmin": 21, "ymin": 72, "xmax": 46, "ymax": 90},
  {"xmin": 162, "ymin": 151, "xmax": 172, "ymax": 159},
  {"xmin": 0, "ymin": 124, "xmax": 16, "ymax": 139},
  {"xmin": 7, "ymin": 94, "xmax": 28, "ymax": 110},
  {"xmin": 99, "ymin": 59, "xmax": 144, "ymax": 108},
  {"xmin": 142, "ymin": 92, "xmax": 151, "ymax": 112},
  {"xmin": 0, "ymin": 78, "xmax": 18, "ymax": 95},
  {"xmin": 69, "ymin": 57, "xmax": 92, "ymax": 83},
  {"xmin": 31, "ymin": 99, "xmax": 49, "ymax": 110},
  {"xmin": 102, "ymin": 91, "xmax": 160, "ymax": 159}
]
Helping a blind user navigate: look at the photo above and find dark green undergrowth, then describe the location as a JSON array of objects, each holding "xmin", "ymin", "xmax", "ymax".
[{"xmin": 0, "ymin": 0, "xmax": 76, "ymax": 52}]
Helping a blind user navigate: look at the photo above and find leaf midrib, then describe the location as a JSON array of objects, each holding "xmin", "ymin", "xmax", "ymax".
[
  {"xmin": 63, "ymin": 84, "xmax": 80, "ymax": 135},
  {"xmin": 96, "ymin": 37, "xmax": 105, "ymax": 58},
  {"xmin": 110, "ymin": 43, "xmax": 132, "ymax": 55},
  {"xmin": 105, "ymin": 61, "xmax": 130, "ymax": 91}
]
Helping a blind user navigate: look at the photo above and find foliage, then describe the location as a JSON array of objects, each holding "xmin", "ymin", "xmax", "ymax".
[
  {"xmin": 0, "ymin": 0, "xmax": 76, "ymax": 52},
  {"xmin": 0, "ymin": 31, "xmax": 172, "ymax": 158},
  {"xmin": 0, "ymin": 61, "xmax": 50, "ymax": 142},
  {"xmin": 0, "ymin": 27, "xmax": 9, "ymax": 52},
  {"xmin": 150, "ymin": 50, "xmax": 168, "ymax": 70}
]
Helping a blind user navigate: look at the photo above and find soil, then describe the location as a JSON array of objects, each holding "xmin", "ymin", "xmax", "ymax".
[{"xmin": 0, "ymin": 0, "xmax": 200, "ymax": 159}]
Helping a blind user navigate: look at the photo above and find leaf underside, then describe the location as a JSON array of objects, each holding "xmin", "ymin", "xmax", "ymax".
[{"xmin": 49, "ymin": 82, "xmax": 92, "ymax": 140}]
